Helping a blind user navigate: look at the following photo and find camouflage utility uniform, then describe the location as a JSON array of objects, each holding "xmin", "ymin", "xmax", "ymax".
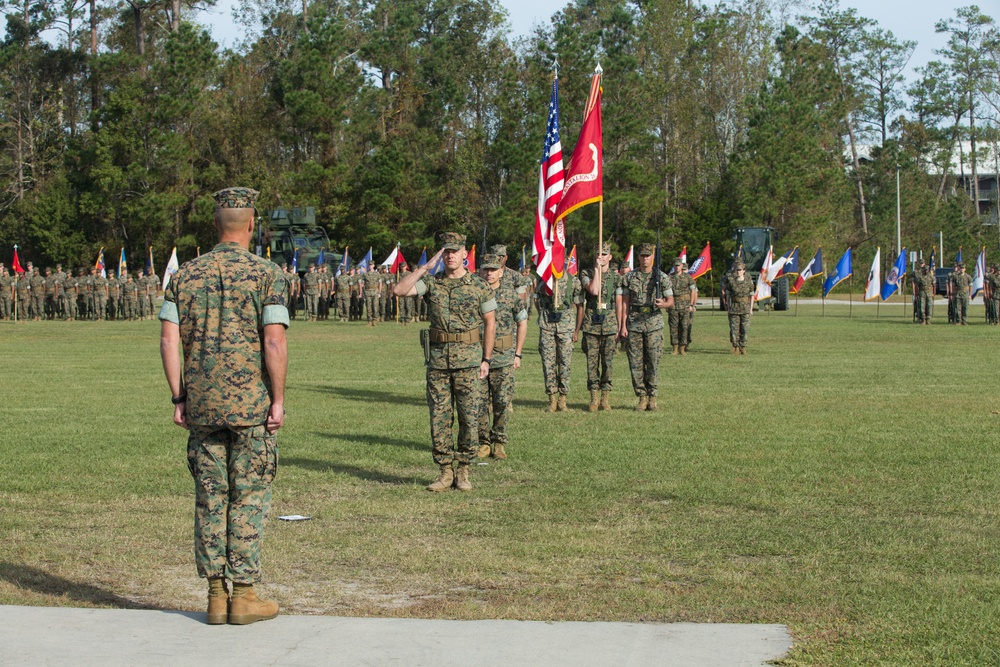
[
  {"xmin": 622, "ymin": 267, "xmax": 673, "ymax": 400},
  {"xmin": 579, "ymin": 266, "xmax": 621, "ymax": 398},
  {"xmin": 0, "ymin": 269, "xmax": 12, "ymax": 319},
  {"xmin": 987, "ymin": 267, "xmax": 1000, "ymax": 325},
  {"xmin": 30, "ymin": 269, "xmax": 46, "ymax": 320},
  {"xmin": 334, "ymin": 271, "xmax": 351, "ymax": 321},
  {"xmin": 535, "ymin": 272, "xmax": 583, "ymax": 408},
  {"xmin": 363, "ymin": 270, "xmax": 380, "ymax": 324},
  {"xmin": 915, "ymin": 267, "xmax": 935, "ymax": 324},
  {"xmin": 302, "ymin": 266, "xmax": 319, "ymax": 320},
  {"xmin": 950, "ymin": 267, "xmax": 972, "ymax": 325},
  {"xmin": 667, "ymin": 262, "xmax": 697, "ymax": 352},
  {"xmin": 478, "ymin": 259, "xmax": 527, "ymax": 456},
  {"xmin": 416, "ymin": 269, "xmax": 496, "ymax": 467},
  {"xmin": 160, "ymin": 239, "xmax": 289, "ymax": 585},
  {"xmin": 15, "ymin": 270, "xmax": 31, "ymax": 318},
  {"xmin": 722, "ymin": 269, "xmax": 754, "ymax": 351}
]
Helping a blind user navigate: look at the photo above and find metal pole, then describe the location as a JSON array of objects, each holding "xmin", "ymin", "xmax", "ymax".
[
  {"xmin": 896, "ymin": 165, "xmax": 902, "ymax": 257},
  {"xmin": 939, "ymin": 231, "xmax": 944, "ymax": 267}
]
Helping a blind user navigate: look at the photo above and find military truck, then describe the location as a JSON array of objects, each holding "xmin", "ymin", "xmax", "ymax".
[
  {"xmin": 727, "ymin": 226, "xmax": 788, "ymax": 311},
  {"xmin": 256, "ymin": 207, "xmax": 340, "ymax": 271}
]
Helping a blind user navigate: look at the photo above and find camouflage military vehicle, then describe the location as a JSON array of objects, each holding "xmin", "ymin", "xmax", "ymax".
[
  {"xmin": 257, "ymin": 207, "xmax": 341, "ymax": 271},
  {"xmin": 726, "ymin": 226, "xmax": 788, "ymax": 311}
]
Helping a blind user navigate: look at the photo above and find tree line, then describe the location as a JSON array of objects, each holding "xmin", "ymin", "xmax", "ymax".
[{"xmin": 1, "ymin": 0, "xmax": 997, "ymax": 284}]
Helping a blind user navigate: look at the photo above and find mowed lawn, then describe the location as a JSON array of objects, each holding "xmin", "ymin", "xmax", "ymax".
[{"xmin": 1, "ymin": 303, "xmax": 998, "ymax": 666}]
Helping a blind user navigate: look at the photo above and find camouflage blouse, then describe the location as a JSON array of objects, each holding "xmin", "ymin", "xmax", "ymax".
[
  {"xmin": 160, "ymin": 242, "xmax": 290, "ymax": 427},
  {"xmin": 723, "ymin": 272, "xmax": 754, "ymax": 315},
  {"xmin": 622, "ymin": 270, "xmax": 673, "ymax": 333},
  {"xmin": 580, "ymin": 268, "xmax": 621, "ymax": 336},
  {"xmin": 535, "ymin": 273, "xmax": 583, "ymax": 334},
  {"xmin": 416, "ymin": 271, "xmax": 497, "ymax": 370},
  {"xmin": 483, "ymin": 277, "xmax": 528, "ymax": 368}
]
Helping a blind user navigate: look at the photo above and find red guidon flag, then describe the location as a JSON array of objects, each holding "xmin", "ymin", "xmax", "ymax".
[
  {"xmin": 567, "ymin": 245, "xmax": 578, "ymax": 276},
  {"xmin": 12, "ymin": 246, "xmax": 25, "ymax": 274},
  {"xmin": 688, "ymin": 243, "xmax": 712, "ymax": 280},
  {"xmin": 552, "ymin": 70, "xmax": 603, "ymax": 277},
  {"xmin": 464, "ymin": 244, "xmax": 476, "ymax": 273}
]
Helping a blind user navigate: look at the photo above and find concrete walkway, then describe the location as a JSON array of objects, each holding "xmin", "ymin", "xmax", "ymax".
[{"xmin": 0, "ymin": 605, "xmax": 792, "ymax": 666}]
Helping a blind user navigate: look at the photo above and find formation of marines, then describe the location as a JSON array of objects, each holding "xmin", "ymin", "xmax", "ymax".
[{"xmin": 0, "ymin": 261, "xmax": 160, "ymax": 321}]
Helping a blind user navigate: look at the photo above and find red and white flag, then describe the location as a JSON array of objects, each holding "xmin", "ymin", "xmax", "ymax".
[
  {"xmin": 791, "ymin": 248, "xmax": 823, "ymax": 294},
  {"xmin": 567, "ymin": 245, "xmax": 578, "ymax": 276},
  {"xmin": 688, "ymin": 243, "xmax": 712, "ymax": 280},
  {"xmin": 624, "ymin": 245, "xmax": 634, "ymax": 271},
  {"xmin": 382, "ymin": 245, "xmax": 406, "ymax": 274},
  {"xmin": 553, "ymin": 70, "xmax": 603, "ymax": 267},
  {"xmin": 532, "ymin": 78, "xmax": 565, "ymax": 294},
  {"xmin": 464, "ymin": 244, "xmax": 476, "ymax": 273}
]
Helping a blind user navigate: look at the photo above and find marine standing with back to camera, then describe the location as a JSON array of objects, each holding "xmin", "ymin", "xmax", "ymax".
[{"xmin": 158, "ymin": 187, "xmax": 289, "ymax": 626}]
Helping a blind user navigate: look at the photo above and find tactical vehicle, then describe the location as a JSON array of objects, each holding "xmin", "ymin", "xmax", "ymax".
[
  {"xmin": 256, "ymin": 207, "xmax": 341, "ymax": 270},
  {"xmin": 728, "ymin": 226, "xmax": 788, "ymax": 311}
]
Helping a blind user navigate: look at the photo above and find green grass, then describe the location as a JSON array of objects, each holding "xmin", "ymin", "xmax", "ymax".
[{"xmin": 1, "ymin": 304, "xmax": 999, "ymax": 665}]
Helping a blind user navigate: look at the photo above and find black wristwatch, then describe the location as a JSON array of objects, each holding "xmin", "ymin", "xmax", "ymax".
[
  {"xmin": 171, "ymin": 394, "xmax": 187, "ymax": 405},
  {"xmin": 482, "ymin": 358, "xmax": 492, "ymax": 365},
  {"xmin": 514, "ymin": 353, "xmax": 522, "ymax": 359}
]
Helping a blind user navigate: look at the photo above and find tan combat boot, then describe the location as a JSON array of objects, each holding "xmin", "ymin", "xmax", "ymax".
[
  {"xmin": 732, "ymin": 346, "xmax": 739, "ymax": 355},
  {"xmin": 546, "ymin": 394, "xmax": 559, "ymax": 412},
  {"xmin": 557, "ymin": 394, "xmax": 568, "ymax": 412},
  {"xmin": 477, "ymin": 443, "xmax": 492, "ymax": 459},
  {"xmin": 206, "ymin": 578, "xmax": 229, "ymax": 625},
  {"xmin": 635, "ymin": 396, "xmax": 648, "ymax": 412},
  {"xmin": 679, "ymin": 345, "xmax": 687, "ymax": 355},
  {"xmin": 647, "ymin": 397, "xmax": 659, "ymax": 412},
  {"xmin": 588, "ymin": 390, "xmax": 599, "ymax": 412},
  {"xmin": 600, "ymin": 390, "xmax": 612, "ymax": 411},
  {"xmin": 740, "ymin": 347, "xmax": 747, "ymax": 355},
  {"xmin": 228, "ymin": 586, "xmax": 279, "ymax": 625},
  {"xmin": 427, "ymin": 464, "xmax": 454, "ymax": 492},
  {"xmin": 493, "ymin": 443, "xmax": 507, "ymax": 460},
  {"xmin": 671, "ymin": 344, "xmax": 679, "ymax": 355},
  {"xmin": 454, "ymin": 464, "xmax": 472, "ymax": 491}
]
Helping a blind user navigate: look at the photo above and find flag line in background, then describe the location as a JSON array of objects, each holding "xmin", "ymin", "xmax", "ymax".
[{"xmin": 864, "ymin": 247, "xmax": 881, "ymax": 302}]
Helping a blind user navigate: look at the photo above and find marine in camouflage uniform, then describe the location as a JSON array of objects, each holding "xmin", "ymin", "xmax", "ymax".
[
  {"xmin": 334, "ymin": 269, "xmax": 351, "ymax": 321},
  {"xmin": 363, "ymin": 268, "xmax": 381, "ymax": 325},
  {"xmin": 535, "ymin": 267, "xmax": 583, "ymax": 412},
  {"xmin": 64, "ymin": 270, "xmax": 80, "ymax": 320},
  {"xmin": 577, "ymin": 244, "xmax": 623, "ymax": 412},
  {"xmin": 395, "ymin": 232, "xmax": 496, "ymax": 492},
  {"xmin": 398, "ymin": 264, "xmax": 414, "ymax": 323},
  {"xmin": 0, "ymin": 267, "xmax": 12, "ymax": 319},
  {"xmin": 123, "ymin": 274, "xmax": 139, "ymax": 320},
  {"xmin": 987, "ymin": 265, "xmax": 1000, "ymax": 325},
  {"xmin": 620, "ymin": 243, "xmax": 674, "ymax": 411},
  {"xmin": 159, "ymin": 186, "xmax": 288, "ymax": 625},
  {"xmin": 477, "ymin": 253, "xmax": 527, "ymax": 459},
  {"xmin": 914, "ymin": 264, "xmax": 935, "ymax": 324},
  {"xmin": 15, "ymin": 268, "xmax": 32, "ymax": 319},
  {"xmin": 93, "ymin": 270, "xmax": 109, "ymax": 320},
  {"xmin": 302, "ymin": 264, "xmax": 319, "ymax": 320},
  {"xmin": 107, "ymin": 272, "xmax": 120, "ymax": 320},
  {"xmin": 30, "ymin": 267, "xmax": 46, "ymax": 320},
  {"xmin": 721, "ymin": 262, "xmax": 754, "ymax": 353},
  {"xmin": 146, "ymin": 268, "xmax": 160, "ymax": 319},
  {"xmin": 76, "ymin": 268, "xmax": 92, "ymax": 320},
  {"xmin": 950, "ymin": 263, "xmax": 972, "ymax": 325},
  {"xmin": 667, "ymin": 258, "xmax": 698, "ymax": 354}
]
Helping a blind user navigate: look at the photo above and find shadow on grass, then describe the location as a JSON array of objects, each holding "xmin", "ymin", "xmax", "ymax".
[
  {"xmin": 0, "ymin": 562, "xmax": 164, "ymax": 610},
  {"xmin": 295, "ymin": 384, "xmax": 426, "ymax": 407},
  {"xmin": 312, "ymin": 431, "xmax": 427, "ymax": 451},
  {"xmin": 282, "ymin": 457, "xmax": 424, "ymax": 485}
]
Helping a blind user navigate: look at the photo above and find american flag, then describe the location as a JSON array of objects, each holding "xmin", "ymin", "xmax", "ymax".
[{"xmin": 532, "ymin": 78, "xmax": 565, "ymax": 294}]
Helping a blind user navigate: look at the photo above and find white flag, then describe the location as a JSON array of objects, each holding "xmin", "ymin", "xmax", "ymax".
[
  {"xmin": 972, "ymin": 249, "xmax": 985, "ymax": 300},
  {"xmin": 754, "ymin": 246, "xmax": 773, "ymax": 301},
  {"xmin": 625, "ymin": 245, "xmax": 634, "ymax": 271},
  {"xmin": 162, "ymin": 247, "xmax": 179, "ymax": 290},
  {"xmin": 864, "ymin": 247, "xmax": 881, "ymax": 301}
]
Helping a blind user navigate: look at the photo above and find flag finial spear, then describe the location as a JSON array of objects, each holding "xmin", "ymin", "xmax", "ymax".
[
  {"xmin": 552, "ymin": 56, "xmax": 559, "ymax": 79},
  {"xmin": 595, "ymin": 61, "xmax": 603, "ymax": 75}
]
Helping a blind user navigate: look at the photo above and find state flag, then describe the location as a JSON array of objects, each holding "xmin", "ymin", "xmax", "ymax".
[
  {"xmin": 880, "ymin": 249, "xmax": 907, "ymax": 301},
  {"xmin": 162, "ymin": 247, "xmax": 179, "ymax": 290},
  {"xmin": 864, "ymin": 248, "xmax": 881, "ymax": 301},
  {"xmin": 791, "ymin": 248, "xmax": 822, "ymax": 293},
  {"xmin": 464, "ymin": 245, "xmax": 476, "ymax": 273},
  {"xmin": 823, "ymin": 248, "xmax": 852, "ymax": 297},
  {"xmin": 688, "ymin": 243, "xmax": 712, "ymax": 280}
]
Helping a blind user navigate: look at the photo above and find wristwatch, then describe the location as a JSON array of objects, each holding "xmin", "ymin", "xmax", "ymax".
[
  {"xmin": 482, "ymin": 358, "xmax": 493, "ymax": 365},
  {"xmin": 171, "ymin": 394, "xmax": 187, "ymax": 405}
]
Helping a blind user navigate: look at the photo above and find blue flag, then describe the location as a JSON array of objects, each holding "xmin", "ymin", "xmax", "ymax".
[
  {"xmin": 317, "ymin": 249, "xmax": 326, "ymax": 266},
  {"xmin": 430, "ymin": 254, "xmax": 445, "ymax": 275},
  {"xmin": 776, "ymin": 247, "xmax": 799, "ymax": 278},
  {"xmin": 336, "ymin": 247, "xmax": 349, "ymax": 276},
  {"xmin": 357, "ymin": 247, "xmax": 372, "ymax": 271},
  {"xmin": 880, "ymin": 249, "xmax": 907, "ymax": 301},
  {"xmin": 417, "ymin": 248, "xmax": 428, "ymax": 268},
  {"xmin": 823, "ymin": 248, "xmax": 852, "ymax": 297},
  {"xmin": 291, "ymin": 249, "xmax": 299, "ymax": 273},
  {"xmin": 520, "ymin": 245, "xmax": 526, "ymax": 271},
  {"xmin": 955, "ymin": 247, "xmax": 962, "ymax": 265}
]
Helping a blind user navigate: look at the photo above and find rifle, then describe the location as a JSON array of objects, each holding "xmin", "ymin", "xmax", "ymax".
[{"xmin": 654, "ymin": 229, "xmax": 661, "ymax": 300}]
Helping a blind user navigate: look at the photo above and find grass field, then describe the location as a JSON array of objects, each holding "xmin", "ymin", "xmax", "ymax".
[{"xmin": 1, "ymin": 303, "xmax": 998, "ymax": 665}]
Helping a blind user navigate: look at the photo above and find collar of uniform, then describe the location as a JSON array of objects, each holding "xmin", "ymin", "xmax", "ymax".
[{"xmin": 212, "ymin": 242, "xmax": 250, "ymax": 254}]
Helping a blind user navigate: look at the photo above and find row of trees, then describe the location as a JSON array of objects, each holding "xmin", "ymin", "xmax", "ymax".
[{"xmin": 0, "ymin": 0, "xmax": 998, "ymax": 277}]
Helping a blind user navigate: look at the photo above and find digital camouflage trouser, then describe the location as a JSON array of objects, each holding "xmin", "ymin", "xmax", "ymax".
[
  {"xmin": 336, "ymin": 295, "xmax": 350, "ymax": 321},
  {"xmin": 478, "ymin": 364, "xmax": 515, "ymax": 446},
  {"xmin": 427, "ymin": 367, "xmax": 482, "ymax": 465},
  {"xmin": 0, "ymin": 295, "xmax": 10, "ymax": 319},
  {"xmin": 916, "ymin": 293, "xmax": 933, "ymax": 323},
  {"xmin": 304, "ymin": 292, "xmax": 318, "ymax": 320},
  {"xmin": 538, "ymin": 328, "xmax": 573, "ymax": 395},
  {"xmin": 400, "ymin": 295, "xmax": 415, "ymax": 322},
  {"xmin": 365, "ymin": 294, "xmax": 380, "ymax": 322},
  {"xmin": 955, "ymin": 295, "xmax": 969, "ymax": 324},
  {"xmin": 626, "ymin": 328, "xmax": 663, "ymax": 397},
  {"xmin": 668, "ymin": 307, "xmax": 692, "ymax": 346},
  {"xmin": 187, "ymin": 423, "xmax": 277, "ymax": 583},
  {"xmin": 729, "ymin": 313, "xmax": 750, "ymax": 348},
  {"xmin": 582, "ymin": 332, "xmax": 617, "ymax": 391}
]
